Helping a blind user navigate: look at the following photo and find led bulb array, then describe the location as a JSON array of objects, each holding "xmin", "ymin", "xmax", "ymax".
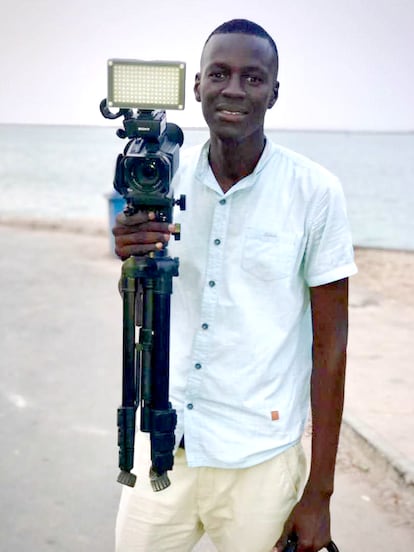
[{"xmin": 108, "ymin": 60, "xmax": 185, "ymax": 110}]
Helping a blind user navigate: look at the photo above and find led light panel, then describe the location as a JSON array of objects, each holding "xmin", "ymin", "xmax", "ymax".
[{"xmin": 108, "ymin": 59, "xmax": 185, "ymax": 110}]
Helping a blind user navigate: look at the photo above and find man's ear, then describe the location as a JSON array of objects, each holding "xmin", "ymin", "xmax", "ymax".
[
  {"xmin": 194, "ymin": 72, "xmax": 201, "ymax": 102},
  {"xmin": 268, "ymin": 81, "xmax": 279, "ymax": 109}
]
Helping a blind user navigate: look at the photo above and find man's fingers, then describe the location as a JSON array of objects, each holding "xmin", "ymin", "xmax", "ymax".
[
  {"xmin": 113, "ymin": 221, "xmax": 171, "ymax": 237},
  {"xmin": 118, "ymin": 231, "xmax": 170, "ymax": 246},
  {"xmin": 112, "ymin": 210, "xmax": 176, "ymax": 258},
  {"xmin": 115, "ymin": 210, "xmax": 155, "ymax": 226},
  {"xmin": 115, "ymin": 241, "xmax": 164, "ymax": 259},
  {"xmin": 114, "ymin": 231, "xmax": 171, "ymax": 259},
  {"xmin": 274, "ymin": 524, "xmax": 295, "ymax": 552},
  {"xmin": 115, "ymin": 211, "xmax": 143, "ymax": 226}
]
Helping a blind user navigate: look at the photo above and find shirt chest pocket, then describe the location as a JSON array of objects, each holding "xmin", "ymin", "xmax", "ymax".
[{"xmin": 241, "ymin": 230, "xmax": 302, "ymax": 281}]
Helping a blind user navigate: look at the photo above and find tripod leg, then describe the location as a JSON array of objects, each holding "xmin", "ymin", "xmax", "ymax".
[
  {"xmin": 115, "ymin": 255, "xmax": 178, "ymax": 491},
  {"xmin": 139, "ymin": 277, "xmax": 154, "ymax": 434},
  {"xmin": 117, "ymin": 259, "xmax": 141, "ymax": 487},
  {"xmin": 148, "ymin": 257, "xmax": 178, "ymax": 491}
]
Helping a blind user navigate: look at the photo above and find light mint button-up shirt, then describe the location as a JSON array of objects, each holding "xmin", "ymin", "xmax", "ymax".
[{"xmin": 167, "ymin": 139, "xmax": 357, "ymax": 469}]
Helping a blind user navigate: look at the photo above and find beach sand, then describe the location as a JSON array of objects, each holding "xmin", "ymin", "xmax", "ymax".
[
  {"xmin": 346, "ymin": 246, "xmax": 414, "ymax": 466},
  {"xmin": 352, "ymin": 247, "xmax": 414, "ymax": 307}
]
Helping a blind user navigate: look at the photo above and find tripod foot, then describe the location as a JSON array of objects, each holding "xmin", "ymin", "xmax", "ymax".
[
  {"xmin": 117, "ymin": 470, "xmax": 137, "ymax": 487},
  {"xmin": 149, "ymin": 467, "xmax": 171, "ymax": 492}
]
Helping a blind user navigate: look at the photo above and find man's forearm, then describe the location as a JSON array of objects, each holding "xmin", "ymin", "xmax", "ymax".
[
  {"xmin": 307, "ymin": 278, "xmax": 349, "ymax": 497},
  {"xmin": 274, "ymin": 279, "xmax": 349, "ymax": 551},
  {"xmin": 306, "ymin": 347, "xmax": 346, "ymax": 496}
]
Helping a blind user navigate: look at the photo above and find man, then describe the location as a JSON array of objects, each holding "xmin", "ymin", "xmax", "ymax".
[{"xmin": 113, "ymin": 19, "xmax": 357, "ymax": 552}]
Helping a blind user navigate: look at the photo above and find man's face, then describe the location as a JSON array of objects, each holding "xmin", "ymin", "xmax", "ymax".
[{"xmin": 194, "ymin": 33, "xmax": 279, "ymax": 143}]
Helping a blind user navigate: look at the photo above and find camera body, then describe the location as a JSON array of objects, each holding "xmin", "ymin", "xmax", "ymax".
[{"xmin": 112, "ymin": 109, "xmax": 184, "ymax": 220}]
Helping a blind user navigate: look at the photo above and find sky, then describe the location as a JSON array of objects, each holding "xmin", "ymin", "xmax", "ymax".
[{"xmin": 0, "ymin": 0, "xmax": 413, "ymax": 131}]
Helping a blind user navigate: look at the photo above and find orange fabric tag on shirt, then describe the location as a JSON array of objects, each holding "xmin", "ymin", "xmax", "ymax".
[{"xmin": 271, "ymin": 410, "xmax": 280, "ymax": 421}]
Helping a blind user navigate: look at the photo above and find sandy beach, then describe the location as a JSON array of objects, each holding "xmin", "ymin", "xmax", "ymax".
[
  {"xmin": 346, "ymin": 246, "xmax": 414, "ymax": 470},
  {"xmin": 352, "ymin": 246, "xmax": 414, "ymax": 307}
]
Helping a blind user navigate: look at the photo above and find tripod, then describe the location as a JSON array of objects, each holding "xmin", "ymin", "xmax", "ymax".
[
  {"xmin": 100, "ymin": 92, "xmax": 186, "ymax": 492},
  {"xmin": 117, "ymin": 250, "xmax": 179, "ymax": 491}
]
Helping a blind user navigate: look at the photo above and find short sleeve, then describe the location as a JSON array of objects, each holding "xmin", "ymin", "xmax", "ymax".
[{"xmin": 304, "ymin": 177, "xmax": 358, "ymax": 287}]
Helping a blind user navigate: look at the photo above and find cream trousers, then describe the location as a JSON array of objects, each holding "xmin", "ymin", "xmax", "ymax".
[{"xmin": 115, "ymin": 438, "xmax": 306, "ymax": 552}]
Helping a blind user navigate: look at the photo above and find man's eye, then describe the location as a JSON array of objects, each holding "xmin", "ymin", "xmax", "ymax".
[
  {"xmin": 246, "ymin": 75, "xmax": 262, "ymax": 84},
  {"xmin": 210, "ymin": 72, "xmax": 226, "ymax": 80}
]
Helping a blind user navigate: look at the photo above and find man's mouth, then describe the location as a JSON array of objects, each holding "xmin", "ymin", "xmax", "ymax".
[
  {"xmin": 216, "ymin": 107, "xmax": 248, "ymax": 119},
  {"xmin": 217, "ymin": 105, "xmax": 247, "ymax": 115},
  {"xmin": 219, "ymin": 109, "xmax": 246, "ymax": 115}
]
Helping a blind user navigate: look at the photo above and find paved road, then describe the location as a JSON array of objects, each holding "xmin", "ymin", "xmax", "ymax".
[{"xmin": 0, "ymin": 225, "xmax": 412, "ymax": 551}]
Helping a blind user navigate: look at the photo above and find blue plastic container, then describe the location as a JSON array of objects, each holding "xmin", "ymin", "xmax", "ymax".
[{"xmin": 106, "ymin": 191, "xmax": 126, "ymax": 255}]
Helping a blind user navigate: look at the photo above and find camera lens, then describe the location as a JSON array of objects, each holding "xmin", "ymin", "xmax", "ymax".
[
  {"xmin": 139, "ymin": 160, "xmax": 159, "ymax": 184},
  {"xmin": 124, "ymin": 152, "xmax": 171, "ymax": 195},
  {"xmin": 133, "ymin": 159, "xmax": 159, "ymax": 189},
  {"xmin": 126, "ymin": 158, "xmax": 161, "ymax": 192}
]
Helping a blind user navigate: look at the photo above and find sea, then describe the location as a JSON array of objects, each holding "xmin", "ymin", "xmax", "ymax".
[{"xmin": 0, "ymin": 123, "xmax": 413, "ymax": 250}]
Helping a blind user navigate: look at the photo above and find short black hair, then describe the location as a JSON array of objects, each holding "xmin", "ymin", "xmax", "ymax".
[{"xmin": 204, "ymin": 19, "xmax": 279, "ymax": 70}]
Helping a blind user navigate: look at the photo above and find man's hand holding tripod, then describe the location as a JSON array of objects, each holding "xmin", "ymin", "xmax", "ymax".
[{"xmin": 113, "ymin": 211, "xmax": 176, "ymax": 259}]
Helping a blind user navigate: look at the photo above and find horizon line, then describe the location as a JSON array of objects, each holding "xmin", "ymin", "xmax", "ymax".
[{"xmin": 0, "ymin": 122, "xmax": 413, "ymax": 135}]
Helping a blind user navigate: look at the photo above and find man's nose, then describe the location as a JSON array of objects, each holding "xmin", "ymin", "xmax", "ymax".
[{"xmin": 222, "ymin": 74, "xmax": 245, "ymax": 97}]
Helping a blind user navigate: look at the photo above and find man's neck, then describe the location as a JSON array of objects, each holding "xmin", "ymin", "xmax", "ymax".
[{"xmin": 208, "ymin": 133, "xmax": 266, "ymax": 193}]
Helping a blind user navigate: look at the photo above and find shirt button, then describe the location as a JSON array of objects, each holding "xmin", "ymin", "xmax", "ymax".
[
  {"xmin": 214, "ymin": 239, "xmax": 221, "ymax": 245},
  {"xmin": 195, "ymin": 363, "xmax": 202, "ymax": 370},
  {"xmin": 219, "ymin": 199, "xmax": 226, "ymax": 205},
  {"xmin": 201, "ymin": 323, "xmax": 209, "ymax": 330},
  {"xmin": 187, "ymin": 403, "xmax": 194, "ymax": 410},
  {"xmin": 208, "ymin": 280, "xmax": 216, "ymax": 287}
]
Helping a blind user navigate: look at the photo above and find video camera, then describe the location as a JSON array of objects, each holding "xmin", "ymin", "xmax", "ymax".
[{"xmin": 100, "ymin": 59, "xmax": 186, "ymax": 218}]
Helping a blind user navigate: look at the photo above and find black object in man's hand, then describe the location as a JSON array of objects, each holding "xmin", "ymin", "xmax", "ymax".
[{"xmin": 283, "ymin": 534, "xmax": 340, "ymax": 552}]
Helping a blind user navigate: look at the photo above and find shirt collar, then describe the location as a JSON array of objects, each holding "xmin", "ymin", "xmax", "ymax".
[{"xmin": 195, "ymin": 138, "xmax": 274, "ymax": 196}]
